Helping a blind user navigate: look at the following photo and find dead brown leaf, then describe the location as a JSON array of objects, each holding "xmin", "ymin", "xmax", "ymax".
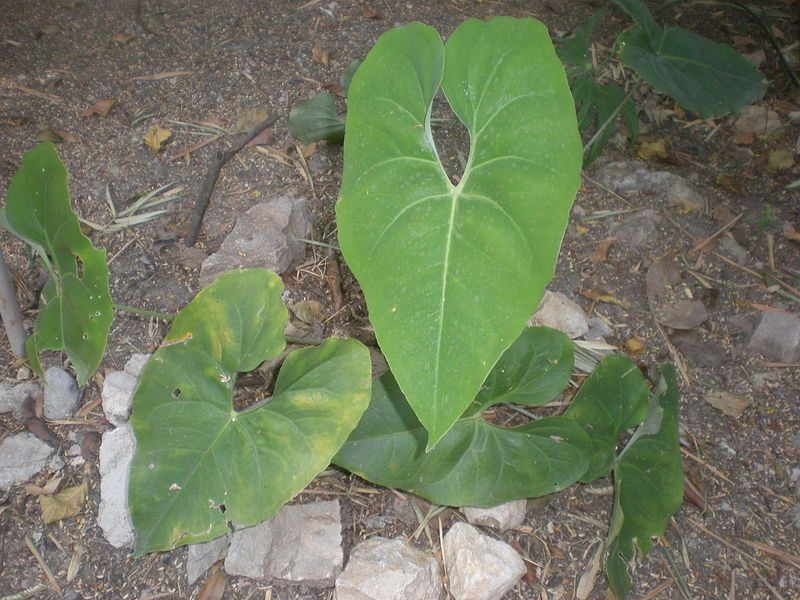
[
  {"xmin": 195, "ymin": 116, "xmax": 227, "ymax": 129},
  {"xmin": 579, "ymin": 288, "xmax": 631, "ymax": 310},
  {"xmin": 291, "ymin": 299, "xmax": 325, "ymax": 324},
  {"xmin": 235, "ymin": 107, "xmax": 268, "ymax": 133},
  {"xmin": 24, "ymin": 475, "xmax": 63, "ymax": 496},
  {"xmin": 704, "ymin": 390, "xmax": 751, "ymax": 418},
  {"xmin": 82, "ymin": 97, "xmax": 117, "ymax": 118},
  {"xmin": 39, "ymin": 482, "xmax": 87, "ymax": 524},
  {"xmin": 143, "ymin": 125, "xmax": 172, "ymax": 152},
  {"xmin": 784, "ymin": 223, "xmax": 800, "ymax": 243},
  {"xmin": 637, "ymin": 139, "xmax": 668, "ymax": 160},
  {"xmin": 589, "ymin": 239, "xmax": 615, "ymax": 263},
  {"xmin": 35, "ymin": 127, "xmax": 78, "ymax": 143},
  {"xmin": 715, "ymin": 173, "xmax": 745, "ymax": 194},
  {"xmin": 111, "ymin": 32, "xmax": 135, "ymax": 44},
  {"xmin": 312, "ymin": 40, "xmax": 331, "ymax": 67},
  {"xmin": 732, "ymin": 129, "xmax": 755, "ymax": 145},
  {"xmin": 245, "ymin": 128, "xmax": 275, "ymax": 148},
  {"xmin": 362, "ymin": 5, "xmax": 381, "ymax": 18},
  {"xmin": 298, "ymin": 142, "xmax": 316, "ymax": 158},
  {"xmin": 197, "ymin": 568, "xmax": 227, "ymax": 600}
]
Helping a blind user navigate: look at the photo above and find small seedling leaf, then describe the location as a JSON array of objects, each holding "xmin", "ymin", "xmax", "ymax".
[
  {"xmin": 288, "ymin": 92, "xmax": 345, "ymax": 144},
  {"xmin": 558, "ymin": 9, "xmax": 608, "ymax": 71},
  {"xmin": 335, "ymin": 327, "xmax": 590, "ymax": 506},
  {"xmin": 129, "ymin": 269, "xmax": 371, "ymax": 554},
  {"xmin": 604, "ymin": 364, "xmax": 684, "ymax": 599},
  {"xmin": 337, "ymin": 18, "xmax": 582, "ymax": 449},
  {"xmin": 5, "ymin": 143, "xmax": 113, "ymax": 384}
]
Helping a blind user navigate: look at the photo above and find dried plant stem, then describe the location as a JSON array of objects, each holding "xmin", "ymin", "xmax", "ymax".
[{"xmin": 0, "ymin": 252, "xmax": 26, "ymax": 357}]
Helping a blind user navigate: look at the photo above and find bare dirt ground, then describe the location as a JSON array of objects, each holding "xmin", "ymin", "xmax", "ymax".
[{"xmin": 1, "ymin": 0, "xmax": 799, "ymax": 598}]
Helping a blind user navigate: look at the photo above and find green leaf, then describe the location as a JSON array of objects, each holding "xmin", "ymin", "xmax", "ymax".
[
  {"xmin": 610, "ymin": 0, "xmax": 660, "ymax": 43},
  {"xmin": 5, "ymin": 143, "xmax": 112, "ymax": 385},
  {"xmin": 604, "ymin": 364, "xmax": 684, "ymax": 599},
  {"xmin": 619, "ymin": 25, "xmax": 767, "ymax": 118},
  {"xmin": 564, "ymin": 356, "xmax": 649, "ymax": 483},
  {"xmin": 557, "ymin": 9, "xmax": 608, "ymax": 71},
  {"xmin": 572, "ymin": 77, "xmax": 639, "ymax": 165},
  {"xmin": 337, "ymin": 18, "xmax": 582, "ymax": 449},
  {"xmin": 129, "ymin": 269, "xmax": 372, "ymax": 554},
  {"xmin": 340, "ymin": 59, "xmax": 362, "ymax": 97},
  {"xmin": 287, "ymin": 91, "xmax": 345, "ymax": 143},
  {"xmin": 335, "ymin": 327, "xmax": 589, "ymax": 507},
  {"xmin": 472, "ymin": 326, "xmax": 574, "ymax": 412}
]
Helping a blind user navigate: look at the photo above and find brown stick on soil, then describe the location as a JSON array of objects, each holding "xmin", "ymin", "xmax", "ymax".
[{"xmin": 185, "ymin": 114, "xmax": 280, "ymax": 247}]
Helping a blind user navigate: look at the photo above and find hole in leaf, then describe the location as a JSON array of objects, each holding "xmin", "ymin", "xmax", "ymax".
[
  {"xmin": 172, "ymin": 388, "xmax": 182, "ymax": 399},
  {"xmin": 219, "ymin": 503, "xmax": 226, "ymax": 513},
  {"xmin": 74, "ymin": 254, "xmax": 84, "ymax": 279},
  {"xmin": 233, "ymin": 370, "xmax": 270, "ymax": 412},
  {"xmin": 429, "ymin": 98, "xmax": 469, "ymax": 186}
]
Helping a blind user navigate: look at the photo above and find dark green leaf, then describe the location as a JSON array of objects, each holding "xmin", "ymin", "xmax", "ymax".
[
  {"xmin": 5, "ymin": 143, "xmax": 112, "ymax": 385},
  {"xmin": 337, "ymin": 18, "xmax": 582, "ymax": 449},
  {"xmin": 340, "ymin": 59, "xmax": 362, "ymax": 97},
  {"xmin": 129, "ymin": 269, "xmax": 372, "ymax": 554},
  {"xmin": 604, "ymin": 364, "xmax": 684, "ymax": 599},
  {"xmin": 336, "ymin": 328, "xmax": 587, "ymax": 506},
  {"xmin": 564, "ymin": 356, "xmax": 649, "ymax": 483},
  {"xmin": 572, "ymin": 77, "xmax": 638, "ymax": 165},
  {"xmin": 557, "ymin": 10, "xmax": 608, "ymax": 71},
  {"xmin": 472, "ymin": 326, "xmax": 574, "ymax": 413},
  {"xmin": 610, "ymin": 0, "xmax": 660, "ymax": 44},
  {"xmin": 287, "ymin": 91, "xmax": 345, "ymax": 143},
  {"xmin": 619, "ymin": 25, "xmax": 767, "ymax": 118}
]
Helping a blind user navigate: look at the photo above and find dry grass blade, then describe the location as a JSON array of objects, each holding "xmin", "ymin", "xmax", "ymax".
[
  {"xmin": 24, "ymin": 535, "xmax": 63, "ymax": 598},
  {"xmin": 736, "ymin": 538, "xmax": 800, "ymax": 570},
  {"xmin": 80, "ymin": 182, "xmax": 184, "ymax": 234},
  {"xmin": 0, "ymin": 583, "xmax": 47, "ymax": 600},
  {"xmin": 410, "ymin": 500, "xmax": 446, "ymax": 542},
  {"xmin": 130, "ymin": 70, "xmax": 193, "ymax": 81},
  {"xmin": 66, "ymin": 539, "xmax": 84, "ymax": 582},
  {"xmin": 692, "ymin": 213, "xmax": 743, "ymax": 253},
  {"xmin": 574, "ymin": 340, "xmax": 616, "ymax": 373}
]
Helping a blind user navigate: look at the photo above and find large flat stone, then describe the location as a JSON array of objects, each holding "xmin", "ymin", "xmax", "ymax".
[
  {"xmin": 748, "ymin": 312, "xmax": 800, "ymax": 363},
  {"xmin": 199, "ymin": 195, "xmax": 310, "ymax": 286},
  {"xmin": 98, "ymin": 424, "xmax": 137, "ymax": 548},
  {"xmin": 0, "ymin": 432, "xmax": 54, "ymax": 490},
  {"xmin": 225, "ymin": 500, "xmax": 342, "ymax": 586},
  {"xmin": 187, "ymin": 535, "xmax": 230, "ymax": 585},
  {"xmin": 443, "ymin": 522, "xmax": 526, "ymax": 600},
  {"xmin": 335, "ymin": 537, "xmax": 443, "ymax": 600}
]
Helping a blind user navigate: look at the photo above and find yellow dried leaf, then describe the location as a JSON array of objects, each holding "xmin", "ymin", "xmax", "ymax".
[
  {"xmin": 704, "ymin": 390, "xmax": 751, "ymax": 418},
  {"xmin": 82, "ymin": 97, "xmax": 117, "ymax": 118},
  {"xmin": 637, "ymin": 139, "xmax": 668, "ymax": 160},
  {"xmin": 624, "ymin": 336, "xmax": 646, "ymax": 356},
  {"xmin": 143, "ymin": 125, "xmax": 171, "ymax": 152},
  {"xmin": 766, "ymin": 149, "xmax": 794, "ymax": 174},
  {"xmin": 112, "ymin": 32, "xmax": 135, "ymax": 43},
  {"xmin": 291, "ymin": 300, "xmax": 325, "ymax": 324},
  {"xmin": 235, "ymin": 108, "xmax": 268, "ymax": 133},
  {"xmin": 39, "ymin": 482, "xmax": 87, "ymax": 524},
  {"xmin": 575, "ymin": 224, "xmax": 590, "ymax": 235}
]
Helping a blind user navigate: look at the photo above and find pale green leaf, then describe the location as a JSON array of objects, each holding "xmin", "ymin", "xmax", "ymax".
[
  {"xmin": 5, "ymin": 143, "xmax": 112, "ymax": 385},
  {"xmin": 129, "ymin": 269, "xmax": 372, "ymax": 554},
  {"xmin": 337, "ymin": 18, "xmax": 582, "ymax": 449}
]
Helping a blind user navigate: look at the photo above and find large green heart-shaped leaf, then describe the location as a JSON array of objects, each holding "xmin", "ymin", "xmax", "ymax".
[
  {"xmin": 612, "ymin": 0, "xmax": 766, "ymax": 118},
  {"xmin": 604, "ymin": 364, "xmax": 684, "ymax": 599},
  {"xmin": 337, "ymin": 18, "xmax": 582, "ymax": 449},
  {"xmin": 129, "ymin": 269, "xmax": 372, "ymax": 554},
  {"xmin": 335, "ymin": 327, "xmax": 589, "ymax": 507},
  {"xmin": 4, "ymin": 143, "xmax": 113, "ymax": 385},
  {"xmin": 564, "ymin": 356, "xmax": 649, "ymax": 483}
]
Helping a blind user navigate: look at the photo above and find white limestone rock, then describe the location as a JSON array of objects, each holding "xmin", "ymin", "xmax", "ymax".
[
  {"xmin": 43, "ymin": 367, "xmax": 80, "ymax": 420},
  {"xmin": 0, "ymin": 433, "xmax": 54, "ymax": 490},
  {"xmin": 225, "ymin": 500, "xmax": 343, "ymax": 587},
  {"xmin": 463, "ymin": 499, "xmax": 527, "ymax": 532},
  {"xmin": 529, "ymin": 291, "xmax": 589, "ymax": 339},
  {"xmin": 443, "ymin": 522, "xmax": 526, "ymax": 600},
  {"xmin": 335, "ymin": 537, "xmax": 443, "ymax": 600},
  {"xmin": 98, "ymin": 424, "xmax": 137, "ymax": 548}
]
